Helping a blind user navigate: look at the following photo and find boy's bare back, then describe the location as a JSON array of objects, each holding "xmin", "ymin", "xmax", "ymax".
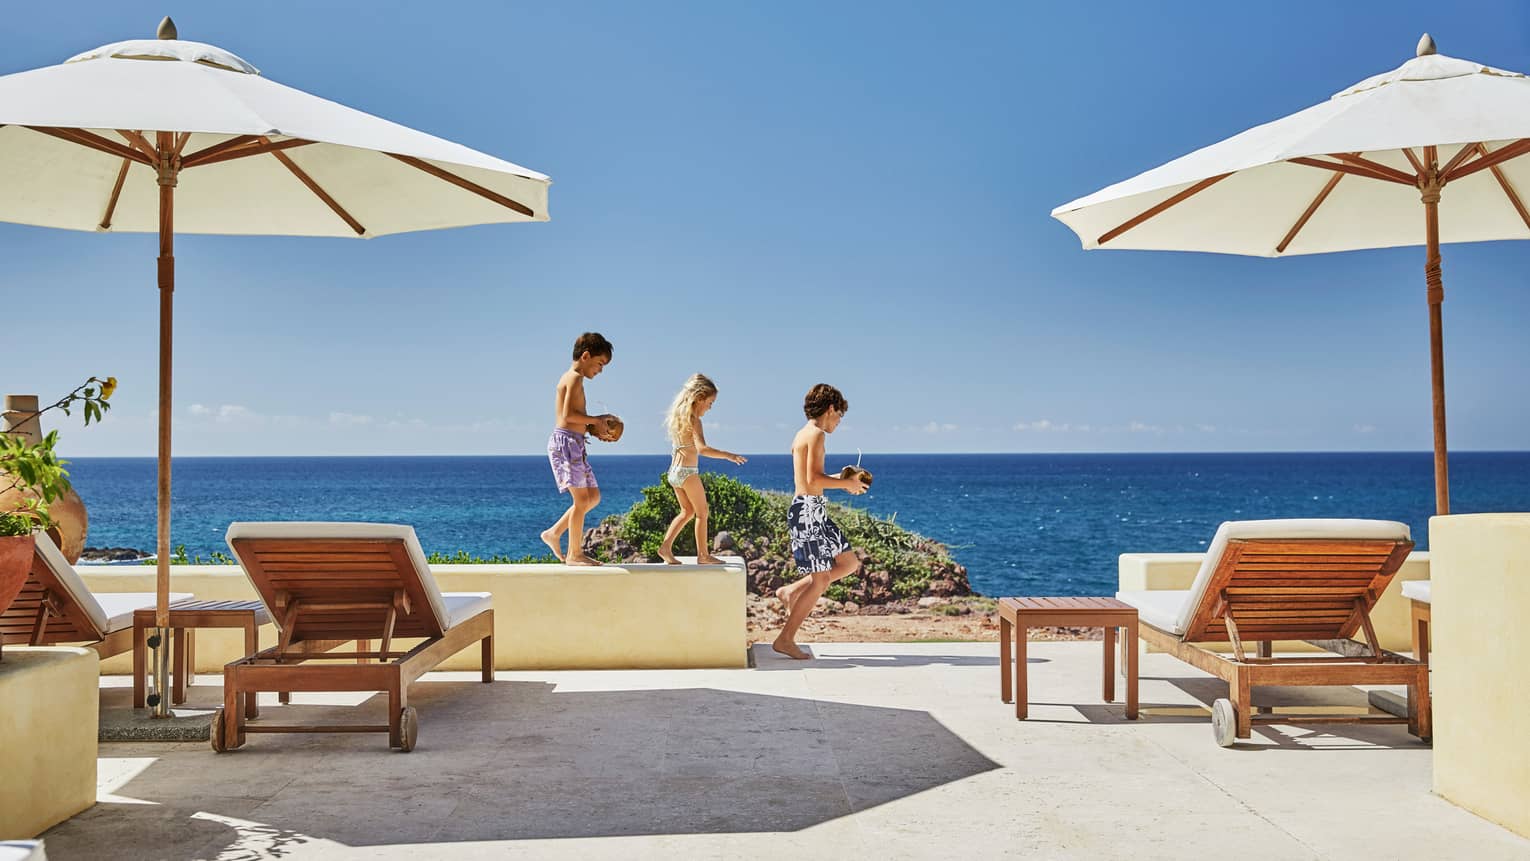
[{"xmin": 555, "ymin": 369, "xmax": 589, "ymax": 433}]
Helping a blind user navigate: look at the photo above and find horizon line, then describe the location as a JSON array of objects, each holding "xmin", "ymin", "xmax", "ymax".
[{"xmin": 62, "ymin": 449, "xmax": 1530, "ymax": 459}]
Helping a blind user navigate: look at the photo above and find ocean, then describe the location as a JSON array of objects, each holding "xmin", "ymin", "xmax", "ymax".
[{"xmin": 65, "ymin": 452, "xmax": 1530, "ymax": 597}]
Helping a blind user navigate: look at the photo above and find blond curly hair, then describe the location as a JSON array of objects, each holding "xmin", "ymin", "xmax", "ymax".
[{"xmin": 664, "ymin": 374, "xmax": 718, "ymax": 447}]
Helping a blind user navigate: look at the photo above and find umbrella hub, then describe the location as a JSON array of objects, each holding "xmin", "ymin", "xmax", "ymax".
[
  {"xmin": 1334, "ymin": 52, "xmax": 1524, "ymax": 99},
  {"xmin": 65, "ymin": 39, "xmax": 260, "ymax": 76}
]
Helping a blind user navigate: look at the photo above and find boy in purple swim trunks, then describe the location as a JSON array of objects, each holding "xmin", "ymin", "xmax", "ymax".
[{"xmin": 540, "ymin": 332, "xmax": 616, "ymax": 566}]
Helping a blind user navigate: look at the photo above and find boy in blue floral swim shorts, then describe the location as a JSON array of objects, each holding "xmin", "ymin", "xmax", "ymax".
[
  {"xmin": 773, "ymin": 383, "xmax": 868, "ymax": 659},
  {"xmin": 540, "ymin": 332, "xmax": 616, "ymax": 566}
]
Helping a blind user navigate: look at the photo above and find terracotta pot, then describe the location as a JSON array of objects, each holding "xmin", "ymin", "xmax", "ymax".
[{"xmin": 0, "ymin": 533, "xmax": 36, "ymax": 656}]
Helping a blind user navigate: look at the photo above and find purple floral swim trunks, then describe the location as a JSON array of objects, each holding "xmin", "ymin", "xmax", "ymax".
[{"xmin": 547, "ymin": 428, "xmax": 597, "ymax": 493}]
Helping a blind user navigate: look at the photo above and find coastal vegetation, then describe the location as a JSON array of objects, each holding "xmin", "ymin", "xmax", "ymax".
[
  {"xmin": 0, "ymin": 376, "xmax": 114, "ymax": 536},
  {"xmin": 587, "ymin": 473, "xmax": 972, "ymax": 604}
]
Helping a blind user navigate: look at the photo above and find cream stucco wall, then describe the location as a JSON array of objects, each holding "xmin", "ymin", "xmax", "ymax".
[
  {"xmin": 1429, "ymin": 514, "xmax": 1530, "ymax": 839},
  {"xmin": 79, "ymin": 559, "xmax": 748, "ymax": 672},
  {"xmin": 0, "ymin": 647, "xmax": 97, "ymax": 837},
  {"xmin": 1118, "ymin": 551, "xmax": 1430, "ymax": 653}
]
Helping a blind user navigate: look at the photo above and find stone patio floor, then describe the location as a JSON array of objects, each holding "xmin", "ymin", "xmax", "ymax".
[{"xmin": 41, "ymin": 641, "xmax": 1530, "ymax": 860}]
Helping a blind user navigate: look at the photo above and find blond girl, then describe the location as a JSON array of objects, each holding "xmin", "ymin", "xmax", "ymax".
[{"xmin": 658, "ymin": 374, "xmax": 747, "ymax": 565}]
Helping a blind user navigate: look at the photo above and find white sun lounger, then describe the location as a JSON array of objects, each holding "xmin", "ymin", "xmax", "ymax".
[
  {"xmin": 220, "ymin": 522, "xmax": 494, "ymax": 752},
  {"xmin": 1116, "ymin": 519, "xmax": 1430, "ymax": 747}
]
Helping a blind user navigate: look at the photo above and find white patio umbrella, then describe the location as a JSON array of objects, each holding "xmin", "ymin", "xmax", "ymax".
[
  {"xmin": 0, "ymin": 19, "xmax": 550, "ymax": 714},
  {"xmin": 1052, "ymin": 34, "xmax": 1530, "ymax": 517}
]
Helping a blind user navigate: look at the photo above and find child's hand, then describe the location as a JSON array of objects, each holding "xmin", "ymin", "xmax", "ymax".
[
  {"xmin": 845, "ymin": 477, "xmax": 868, "ymax": 495},
  {"xmin": 730, "ymin": 453, "xmax": 747, "ymax": 465}
]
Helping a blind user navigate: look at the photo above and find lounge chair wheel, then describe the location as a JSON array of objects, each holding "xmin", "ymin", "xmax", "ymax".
[
  {"xmin": 1211, "ymin": 698, "xmax": 1237, "ymax": 748},
  {"xmin": 398, "ymin": 706, "xmax": 418, "ymax": 752},
  {"xmin": 210, "ymin": 707, "xmax": 227, "ymax": 753}
]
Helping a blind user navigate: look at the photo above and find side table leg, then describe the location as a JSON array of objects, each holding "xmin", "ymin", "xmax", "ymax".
[
  {"xmin": 185, "ymin": 629, "xmax": 196, "ymax": 690},
  {"xmin": 999, "ymin": 614, "xmax": 1012, "ymax": 703},
  {"xmin": 172, "ymin": 626, "xmax": 187, "ymax": 705},
  {"xmin": 132, "ymin": 621, "xmax": 146, "ymax": 709},
  {"xmin": 1126, "ymin": 619, "xmax": 1139, "ymax": 720},
  {"xmin": 1015, "ymin": 622, "xmax": 1028, "ymax": 720},
  {"xmin": 1103, "ymin": 625, "xmax": 1116, "ymax": 703}
]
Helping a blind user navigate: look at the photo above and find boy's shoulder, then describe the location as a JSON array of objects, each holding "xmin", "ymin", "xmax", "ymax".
[{"xmin": 557, "ymin": 368, "xmax": 583, "ymax": 387}]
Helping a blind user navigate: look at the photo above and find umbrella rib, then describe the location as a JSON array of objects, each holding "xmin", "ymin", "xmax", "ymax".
[
  {"xmin": 98, "ymin": 157, "xmax": 132, "ymax": 231},
  {"xmin": 1438, "ymin": 144, "xmax": 1482, "ymax": 180},
  {"xmin": 1096, "ymin": 172, "xmax": 1231, "ymax": 245},
  {"xmin": 1326, "ymin": 153, "xmax": 1415, "ymax": 186},
  {"xmin": 260, "ymin": 137, "xmax": 366, "ymax": 236},
  {"xmin": 25, "ymin": 126, "xmax": 153, "ymax": 166},
  {"xmin": 184, "ymin": 138, "xmax": 316, "ymax": 168},
  {"xmin": 181, "ymin": 134, "xmax": 262, "ymax": 166},
  {"xmin": 1444, "ymin": 138, "xmax": 1530, "ymax": 183},
  {"xmin": 1276, "ymin": 171, "xmax": 1344, "ymax": 254},
  {"xmin": 116, "ymin": 130, "xmax": 159, "ymax": 162},
  {"xmin": 1287, "ymin": 156, "xmax": 1412, "ymax": 185},
  {"xmin": 1478, "ymin": 143, "xmax": 1530, "ymax": 232},
  {"xmin": 172, "ymin": 132, "xmax": 193, "ymax": 158},
  {"xmin": 386, "ymin": 153, "xmax": 536, "ymax": 218},
  {"xmin": 1401, "ymin": 147, "xmax": 1426, "ymax": 177}
]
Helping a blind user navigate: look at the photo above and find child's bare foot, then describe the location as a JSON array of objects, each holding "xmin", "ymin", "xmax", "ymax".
[
  {"xmin": 657, "ymin": 547, "xmax": 681, "ymax": 565},
  {"xmin": 774, "ymin": 586, "xmax": 795, "ymax": 612},
  {"xmin": 565, "ymin": 554, "xmax": 602, "ymax": 567},
  {"xmin": 540, "ymin": 529, "xmax": 565, "ymax": 562},
  {"xmin": 696, "ymin": 553, "xmax": 724, "ymax": 565},
  {"xmin": 771, "ymin": 636, "xmax": 810, "ymax": 660}
]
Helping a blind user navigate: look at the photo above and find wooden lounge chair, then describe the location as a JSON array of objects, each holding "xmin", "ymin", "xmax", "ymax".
[
  {"xmin": 1116, "ymin": 519, "xmax": 1429, "ymax": 747},
  {"xmin": 0, "ymin": 531, "xmax": 192, "ymax": 667},
  {"xmin": 219, "ymin": 522, "xmax": 494, "ymax": 752}
]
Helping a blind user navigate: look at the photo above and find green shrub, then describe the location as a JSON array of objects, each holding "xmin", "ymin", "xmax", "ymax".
[{"xmin": 617, "ymin": 472, "xmax": 786, "ymax": 558}]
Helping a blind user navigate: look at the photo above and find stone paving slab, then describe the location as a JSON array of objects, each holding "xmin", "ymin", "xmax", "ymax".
[{"xmin": 37, "ymin": 642, "xmax": 1530, "ymax": 860}]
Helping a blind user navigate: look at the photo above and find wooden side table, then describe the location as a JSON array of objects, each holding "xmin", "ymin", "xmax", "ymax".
[
  {"xmin": 133, "ymin": 599, "xmax": 271, "ymax": 716},
  {"xmin": 998, "ymin": 597, "xmax": 1138, "ymax": 720}
]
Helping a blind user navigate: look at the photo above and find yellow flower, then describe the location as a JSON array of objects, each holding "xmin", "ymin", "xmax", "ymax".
[{"xmin": 100, "ymin": 377, "xmax": 117, "ymax": 400}]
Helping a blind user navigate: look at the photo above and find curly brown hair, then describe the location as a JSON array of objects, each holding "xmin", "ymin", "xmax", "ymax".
[
  {"xmin": 572, "ymin": 332, "xmax": 613, "ymax": 361},
  {"xmin": 803, "ymin": 383, "xmax": 848, "ymax": 419}
]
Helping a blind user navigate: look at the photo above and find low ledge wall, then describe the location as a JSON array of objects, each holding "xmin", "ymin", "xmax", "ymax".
[
  {"xmin": 80, "ymin": 559, "xmax": 748, "ymax": 672},
  {"xmin": 1117, "ymin": 551, "xmax": 1429, "ymax": 654},
  {"xmin": 0, "ymin": 647, "xmax": 97, "ymax": 837},
  {"xmin": 1430, "ymin": 514, "xmax": 1530, "ymax": 839}
]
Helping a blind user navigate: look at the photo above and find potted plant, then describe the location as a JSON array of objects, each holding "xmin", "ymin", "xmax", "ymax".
[{"xmin": 0, "ymin": 377, "xmax": 115, "ymax": 636}]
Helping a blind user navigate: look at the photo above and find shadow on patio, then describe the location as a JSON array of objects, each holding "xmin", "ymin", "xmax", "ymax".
[{"xmin": 48, "ymin": 677, "xmax": 1001, "ymax": 855}]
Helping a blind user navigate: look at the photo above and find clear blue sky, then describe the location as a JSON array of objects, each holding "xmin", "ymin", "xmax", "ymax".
[{"xmin": 7, "ymin": 1, "xmax": 1530, "ymax": 456}]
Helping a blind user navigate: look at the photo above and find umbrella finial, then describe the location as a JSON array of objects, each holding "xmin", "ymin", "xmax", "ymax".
[
  {"xmin": 157, "ymin": 16, "xmax": 178, "ymax": 40},
  {"xmin": 1417, "ymin": 33, "xmax": 1437, "ymax": 57}
]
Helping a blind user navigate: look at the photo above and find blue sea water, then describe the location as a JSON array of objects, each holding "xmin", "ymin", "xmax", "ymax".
[{"xmin": 65, "ymin": 452, "xmax": 1530, "ymax": 597}]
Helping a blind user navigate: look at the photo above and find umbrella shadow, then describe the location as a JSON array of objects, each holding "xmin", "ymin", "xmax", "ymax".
[{"xmin": 52, "ymin": 678, "xmax": 1003, "ymax": 853}]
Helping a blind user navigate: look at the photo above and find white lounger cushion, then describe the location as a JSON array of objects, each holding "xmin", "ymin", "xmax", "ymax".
[
  {"xmin": 442, "ymin": 593, "xmax": 493, "ymax": 629},
  {"xmin": 95, "ymin": 592, "xmax": 195, "ymax": 634},
  {"xmin": 1118, "ymin": 519, "xmax": 1410, "ymax": 637},
  {"xmin": 1114, "ymin": 589, "xmax": 1190, "ymax": 633},
  {"xmin": 225, "ymin": 522, "xmax": 490, "ymax": 633},
  {"xmin": 33, "ymin": 531, "xmax": 111, "ymax": 635},
  {"xmin": 1401, "ymin": 580, "xmax": 1431, "ymax": 604}
]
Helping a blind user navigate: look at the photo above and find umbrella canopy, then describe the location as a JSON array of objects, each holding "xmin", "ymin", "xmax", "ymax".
[
  {"xmin": 1052, "ymin": 34, "xmax": 1530, "ymax": 515},
  {"xmin": 0, "ymin": 19, "xmax": 550, "ymax": 714},
  {"xmin": 0, "ymin": 33, "xmax": 549, "ymax": 235}
]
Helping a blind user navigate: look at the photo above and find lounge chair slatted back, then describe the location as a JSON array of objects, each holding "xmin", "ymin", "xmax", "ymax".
[
  {"xmin": 229, "ymin": 537, "xmax": 446, "ymax": 643},
  {"xmin": 0, "ymin": 537, "xmax": 107, "ymax": 645},
  {"xmin": 1181, "ymin": 538, "xmax": 1413, "ymax": 642}
]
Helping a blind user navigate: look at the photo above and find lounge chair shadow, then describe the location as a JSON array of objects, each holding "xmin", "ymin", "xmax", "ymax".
[
  {"xmin": 750, "ymin": 643, "xmax": 1019, "ymax": 670},
  {"xmin": 1153, "ymin": 676, "xmax": 1430, "ymax": 751}
]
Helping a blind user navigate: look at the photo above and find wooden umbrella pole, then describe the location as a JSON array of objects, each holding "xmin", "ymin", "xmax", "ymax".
[
  {"xmin": 153, "ymin": 130, "xmax": 178, "ymax": 717},
  {"xmin": 1421, "ymin": 148, "xmax": 1450, "ymax": 516}
]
